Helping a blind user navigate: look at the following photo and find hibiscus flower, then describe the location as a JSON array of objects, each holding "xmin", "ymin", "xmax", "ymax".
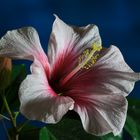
[{"xmin": 0, "ymin": 15, "xmax": 139, "ymax": 136}]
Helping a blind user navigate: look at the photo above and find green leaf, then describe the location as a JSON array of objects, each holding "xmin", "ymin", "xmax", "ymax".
[
  {"xmin": 11, "ymin": 64, "xmax": 26, "ymax": 82},
  {"xmin": 101, "ymin": 133, "xmax": 122, "ymax": 140},
  {"xmin": 124, "ymin": 98, "xmax": 140, "ymax": 140},
  {"xmin": 125, "ymin": 116, "xmax": 140, "ymax": 140},
  {"xmin": 40, "ymin": 127, "xmax": 57, "ymax": 140},
  {"xmin": 19, "ymin": 123, "xmax": 56, "ymax": 140},
  {"xmin": 47, "ymin": 118, "xmax": 122, "ymax": 140},
  {"xmin": 18, "ymin": 124, "xmax": 40, "ymax": 140}
]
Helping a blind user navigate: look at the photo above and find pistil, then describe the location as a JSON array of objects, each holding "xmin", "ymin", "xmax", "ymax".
[{"xmin": 60, "ymin": 43, "xmax": 102, "ymax": 86}]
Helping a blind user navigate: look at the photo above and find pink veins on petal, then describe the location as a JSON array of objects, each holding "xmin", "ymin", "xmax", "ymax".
[{"xmin": 0, "ymin": 15, "xmax": 139, "ymax": 136}]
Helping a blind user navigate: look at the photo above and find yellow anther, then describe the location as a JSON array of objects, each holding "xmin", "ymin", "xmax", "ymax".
[
  {"xmin": 83, "ymin": 49, "xmax": 89, "ymax": 55},
  {"xmin": 60, "ymin": 42, "xmax": 102, "ymax": 86},
  {"xmin": 58, "ymin": 93, "xmax": 63, "ymax": 96},
  {"xmin": 92, "ymin": 43, "xmax": 102, "ymax": 51},
  {"xmin": 91, "ymin": 58, "xmax": 96, "ymax": 64},
  {"xmin": 78, "ymin": 42, "xmax": 102, "ymax": 69}
]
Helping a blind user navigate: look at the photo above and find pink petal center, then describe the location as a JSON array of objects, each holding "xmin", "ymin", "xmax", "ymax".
[
  {"xmin": 60, "ymin": 43, "xmax": 102, "ymax": 86},
  {"xmin": 48, "ymin": 43, "xmax": 102, "ymax": 96}
]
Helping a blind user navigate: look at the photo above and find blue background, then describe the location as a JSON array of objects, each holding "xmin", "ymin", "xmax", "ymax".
[
  {"xmin": 0, "ymin": 0, "xmax": 140, "ymax": 139},
  {"xmin": 1, "ymin": 0, "xmax": 139, "ymax": 97}
]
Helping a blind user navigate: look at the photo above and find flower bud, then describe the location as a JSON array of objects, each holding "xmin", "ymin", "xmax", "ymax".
[{"xmin": 0, "ymin": 57, "xmax": 12, "ymax": 90}]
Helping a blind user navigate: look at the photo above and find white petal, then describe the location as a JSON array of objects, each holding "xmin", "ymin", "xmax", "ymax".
[
  {"xmin": 65, "ymin": 45, "xmax": 139, "ymax": 136},
  {"xmin": 73, "ymin": 94, "xmax": 127, "ymax": 136},
  {"xmin": 48, "ymin": 15, "xmax": 101, "ymax": 69},
  {"xmin": 93, "ymin": 45, "xmax": 140, "ymax": 96},
  {"xmin": 67, "ymin": 45, "xmax": 140, "ymax": 97},
  {"xmin": 0, "ymin": 27, "xmax": 48, "ymax": 64},
  {"xmin": 19, "ymin": 62, "xmax": 74, "ymax": 123}
]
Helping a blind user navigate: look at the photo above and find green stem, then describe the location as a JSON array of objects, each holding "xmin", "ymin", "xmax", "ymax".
[
  {"xmin": 1, "ymin": 94, "xmax": 16, "ymax": 128},
  {"xmin": 0, "ymin": 114, "xmax": 10, "ymax": 121},
  {"xmin": 17, "ymin": 120, "xmax": 30, "ymax": 132},
  {"xmin": 1, "ymin": 92, "xmax": 19, "ymax": 140}
]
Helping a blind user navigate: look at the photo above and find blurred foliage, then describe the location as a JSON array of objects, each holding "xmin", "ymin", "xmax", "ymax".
[
  {"xmin": 0, "ymin": 64, "xmax": 26, "ymax": 113},
  {"xmin": 0, "ymin": 64, "xmax": 140, "ymax": 140},
  {"xmin": 18, "ymin": 124, "xmax": 39, "ymax": 140},
  {"xmin": 46, "ymin": 118, "xmax": 122, "ymax": 140},
  {"xmin": 21, "ymin": 98, "xmax": 140, "ymax": 140},
  {"xmin": 40, "ymin": 127, "xmax": 57, "ymax": 140},
  {"xmin": 124, "ymin": 98, "xmax": 140, "ymax": 140}
]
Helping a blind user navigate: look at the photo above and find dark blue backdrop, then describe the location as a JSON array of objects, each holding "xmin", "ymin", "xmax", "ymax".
[
  {"xmin": 0, "ymin": 0, "xmax": 140, "ymax": 95},
  {"xmin": 0, "ymin": 0, "xmax": 140, "ymax": 139}
]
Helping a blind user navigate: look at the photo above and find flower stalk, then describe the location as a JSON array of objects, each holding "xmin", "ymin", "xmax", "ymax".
[{"xmin": 1, "ymin": 91, "xmax": 19, "ymax": 140}]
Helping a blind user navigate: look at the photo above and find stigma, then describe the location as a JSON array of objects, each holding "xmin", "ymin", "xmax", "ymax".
[
  {"xmin": 60, "ymin": 42, "xmax": 102, "ymax": 86},
  {"xmin": 78, "ymin": 43, "xmax": 102, "ymax": 69}
]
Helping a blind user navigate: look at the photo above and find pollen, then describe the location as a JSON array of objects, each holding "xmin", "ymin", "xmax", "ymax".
[
  {"xmin": 60, "ymin": 42, "xmax": 102, "ymax": 86},
  {"xmin": 78, "ymin": 42, "xmax": 102, "ymax": 69},
  {"xmin": 58, "ymin": 93, "xmax": 63, "ymax": 96}
]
